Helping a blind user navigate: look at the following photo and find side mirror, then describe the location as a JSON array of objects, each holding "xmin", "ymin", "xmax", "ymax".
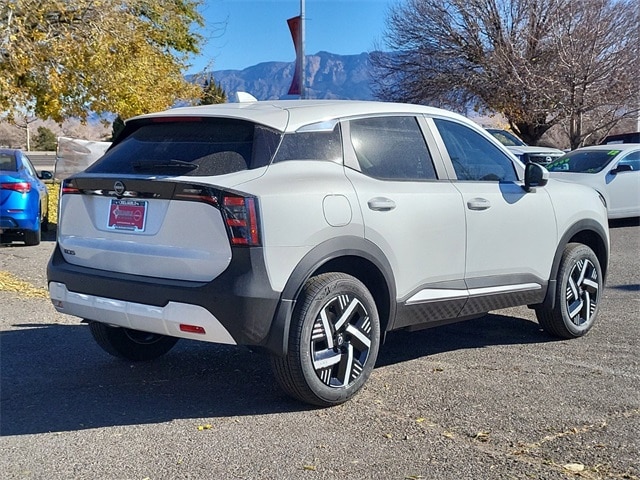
[
  {"xmin": 524, "ymin": 162, "xmax": 549, "ymax": 192},
  {"xmin": 38, "ymin": 170, "xmax": 54, "ymax": 180},
  {"xmin": 611, "ymin": 164, "xmax": 633, "ymax": 174}
]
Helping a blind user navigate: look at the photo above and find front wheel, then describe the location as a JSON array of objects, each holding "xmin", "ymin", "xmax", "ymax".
[
  {"xmin": 88, "ymin": 321, "xmax": 179, "ymax": 361},
  {"xmin": 536, "ymin": 243, "xmax": 603, "ymax": 339},
  {"xmin": 271, "ymin": 273, "xmax": 381, "ymax": 407}
]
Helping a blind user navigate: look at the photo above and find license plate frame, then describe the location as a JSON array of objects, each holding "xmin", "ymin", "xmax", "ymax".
[{"xmin": 107, "ymin": 199, "xmax": 148, "ymax": 232}]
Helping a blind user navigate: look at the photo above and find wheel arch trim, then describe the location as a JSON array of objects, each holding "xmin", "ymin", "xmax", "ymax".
[
  {"xmin": 542, "ymin": 219, "xmax": 609, "ymax": 309},
  {"xmin": 264, "ymin": 236, "xmax": 397, "ymax": 356}
]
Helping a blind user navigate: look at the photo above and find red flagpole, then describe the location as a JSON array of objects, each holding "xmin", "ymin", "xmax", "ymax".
[{"xmin": 287, "ymin": 0, "xmax": 305, "ymax": 98}]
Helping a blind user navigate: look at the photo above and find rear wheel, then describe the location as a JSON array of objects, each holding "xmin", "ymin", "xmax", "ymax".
[
  {"xmin": 24, "ymin": 212, "xmax": 41, "ymax": 246},
  {"xmin": 271, "ymin": 273, "xmax": 380, "ymax": 406},
  {"xmin": 536, "ymin": 243, "xmax": 603, "ymax": 338},
  {"xmin": 42, "ymin": 209, "xmax": 49, "ymax": 232},
  {"xmin": 88, "ymin": 321, "xmax": 179, "ymax": 361}
]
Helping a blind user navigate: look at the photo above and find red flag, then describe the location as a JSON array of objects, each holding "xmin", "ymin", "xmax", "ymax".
[{"xmin": 287, "ymin": 16, "xmax": 301, "ymax": 95}]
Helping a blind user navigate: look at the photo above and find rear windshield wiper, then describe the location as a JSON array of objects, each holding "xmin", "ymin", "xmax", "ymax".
[{"xmin": 133, "ymin": 159, "xmax": 199, "ymax": 173}]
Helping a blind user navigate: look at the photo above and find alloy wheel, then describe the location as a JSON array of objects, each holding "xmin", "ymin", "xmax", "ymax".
[
  {"xmin": 565, "ymin": 257, "xmax": 600, "ymax": 327},
  {"xmin": 310, "ymin": 293, "xmax": 373, "ymax": 388}
]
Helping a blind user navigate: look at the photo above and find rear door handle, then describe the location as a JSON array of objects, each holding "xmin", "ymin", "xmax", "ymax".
[
  {"xmin": 368, "ymin": 197, "xmax": 396, "ymax": 211},
  {"xmin": 467, "ymin": 198, "xmax": 491, "ymax": 211}
]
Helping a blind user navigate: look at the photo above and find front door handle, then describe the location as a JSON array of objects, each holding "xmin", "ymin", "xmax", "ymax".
[
  {"xmin": 467, "ymin": 198, "xmax": 491, "ymax": 211},
  {"xmin": 368, "ymin": 197, "xmax": 396, "ymax": 211}
]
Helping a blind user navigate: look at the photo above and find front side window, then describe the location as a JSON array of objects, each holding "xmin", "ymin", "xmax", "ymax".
[
  {"xmin": 349, "ymin": 116, "xmax": 437, "ymax": 180},
  {"xmin": 434, "ymin": 119, "xmax": 518, "ymax": 182},
  {"xmin": 86, "ymin": 118, "xmax": 281, "ymax": 176},
  {"xmin": 616, "ymin": 151, "xmax": 640, "ymax": 171},
  {"xmin": 20, "ymin": 153, "xmax": 37, "ymax": 177}
]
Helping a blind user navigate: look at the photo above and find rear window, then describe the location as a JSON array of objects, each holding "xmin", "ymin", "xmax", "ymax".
[
  {"xmin": 0, "ymin": 152, "xmax": 17, "ymax": 171},
  {"xmin": 86, "ymin": 118, "xmax": 282, "ymax": 176}
]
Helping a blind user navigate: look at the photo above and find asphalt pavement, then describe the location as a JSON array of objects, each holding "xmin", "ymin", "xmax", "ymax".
[{"xmin": 1, "ymin": 220, "xmax": 638, "ymax": 479}]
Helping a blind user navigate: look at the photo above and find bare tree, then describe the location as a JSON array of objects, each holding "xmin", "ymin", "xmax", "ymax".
[
  {"xmin": 373, "ymin": 0, "xmax": 639, "ymax": 148},
  {"xmin": 548, "ymin": 0, "xmax": 640, "ymax": 147}
]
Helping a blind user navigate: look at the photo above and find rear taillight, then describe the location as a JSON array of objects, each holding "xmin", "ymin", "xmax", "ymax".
[
  {"xmin": 61, "ymin": 179, "xmax": 80, "ymax": 195},
  {"xmin": 222, "ymin": 194, "xmax": 261, "ymax": 246},
  {"xmin": 1, "ymin": 182, "xmax": 31, "ymax": 193}
]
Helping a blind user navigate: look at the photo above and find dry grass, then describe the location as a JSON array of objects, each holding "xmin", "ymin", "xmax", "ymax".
[
  {"xmin": 0, "ymin": 271, "xmax": 49, "ymax": 298},
  {"xmin": 46, "ymin": 181, "xmax": 60, "ymax": 226}
]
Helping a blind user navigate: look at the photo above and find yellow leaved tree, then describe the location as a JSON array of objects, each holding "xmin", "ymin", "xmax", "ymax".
[{"xmin": 0, "ymin": 0, "xmax": 204, "ymax": 121}]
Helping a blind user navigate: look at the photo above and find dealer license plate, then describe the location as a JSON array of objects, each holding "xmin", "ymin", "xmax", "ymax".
[{"xmin": 107, "ymin": 199, "xmax": 147, "ymax": 232}]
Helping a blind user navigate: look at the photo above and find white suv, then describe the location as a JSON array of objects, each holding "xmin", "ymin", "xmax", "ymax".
[{"xmin": 48, "ymin": 100, "xmax": 610, "ymax": 406}]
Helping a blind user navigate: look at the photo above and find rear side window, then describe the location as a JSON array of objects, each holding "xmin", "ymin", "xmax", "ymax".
[
  {"xmin": 349, "ymin": 116, "xmax": 437, "ymax": 180},
  {"xmin": 273, "ymin": 123, "xmax": 343, "ymax": 163},
  {"xmin": 434, "ymin": 119, "xmax": 518, "ymax": 182},
  {"xmin": 87, "ymin": 118, "xmax": 281, "ymax": 176},
  {"xmin": 0, "ymin": 152, "xmax": 17, "ymax": 171}
]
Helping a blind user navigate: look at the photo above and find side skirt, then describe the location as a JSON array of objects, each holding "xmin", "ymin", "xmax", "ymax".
[{"xmin": 392, "ymin": 283, "xmax": 547, "ymax": 331}]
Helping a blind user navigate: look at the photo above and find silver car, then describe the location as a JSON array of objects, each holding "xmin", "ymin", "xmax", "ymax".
[
  {"xmin": 48, "ymin": 100, "xmax": 610, "ymax": 406},
  {"xmin": 486, "ymin": 128, "xmax": 565, "ymax": 165}
]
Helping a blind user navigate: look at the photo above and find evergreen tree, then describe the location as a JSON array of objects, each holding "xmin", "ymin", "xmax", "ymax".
[
  {"xmin": 201, "ymin": 78, "xmax": 227, "ymax": 105},
  {"xmin": 111, "ymin": 116, "xmax": 126, "ymax": 141},
  {"xmin": 32, "ymin": 126, "xmax": 58, "ymax": 151}
]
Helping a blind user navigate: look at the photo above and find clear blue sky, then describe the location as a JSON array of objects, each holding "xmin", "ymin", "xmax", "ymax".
[{"xmin": 188, "ymin": 0, "xmax": 393, "ymax": 73}]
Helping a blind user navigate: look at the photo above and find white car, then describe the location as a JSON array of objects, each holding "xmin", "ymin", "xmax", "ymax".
[
  {"xmin": 47, "ymin": 100, "xmax": 610, "ymax": 406},
  {"xmin": 547, "ymin": 144, "xmax": 640, "ymax": 219},
  {"xmin": 486, "ymin": 128, "xmax": 565, "ymax": 165}
]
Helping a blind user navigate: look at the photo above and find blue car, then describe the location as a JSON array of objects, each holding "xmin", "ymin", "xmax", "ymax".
[{"xmin": 0, "ymin": 149, "xmax": 52, "ymax": 246}]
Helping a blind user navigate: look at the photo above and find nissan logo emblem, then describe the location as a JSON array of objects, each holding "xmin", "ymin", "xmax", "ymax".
[{"xmin": 114, "ymin": 181, "xmax": 125, "ymax": 196}]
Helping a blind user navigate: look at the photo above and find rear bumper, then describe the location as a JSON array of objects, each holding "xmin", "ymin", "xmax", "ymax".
[
  {"xmin": 1, "ymin": 213, "xmax": 37, "ymax": 231},
  {"xmin": 47, "ymin": 244, "xmax": 282, "ymax": 350}
]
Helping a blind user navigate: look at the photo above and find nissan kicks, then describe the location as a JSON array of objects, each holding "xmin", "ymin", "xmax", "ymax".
[{"xmin": 48, "ymin": 100, "xmax": 609, "ymax": 406}]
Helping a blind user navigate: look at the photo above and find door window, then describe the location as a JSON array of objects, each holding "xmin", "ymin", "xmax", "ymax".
[
  {"xmin": 349, "ymin": 116, "xmax": 437, "ymax": 180},
  {"xmin": 618, "ymin": 151, "xmax": 640, "ymax": 171},
  {"xmin": 434, "ymin": 119, "xmax": 517, "ymax": 182}
]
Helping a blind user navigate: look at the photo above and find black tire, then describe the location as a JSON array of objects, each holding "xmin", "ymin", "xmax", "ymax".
[
  {"xmin": 536, "ymin": 243, "xmax": 603, "ymax": 339},
  {"xmin": 24, "ymin": 213, "xmax": 41, "ymax": 246},
  {"xmin": 42, "ymin": 209, "xmax": 49, "ymax": 232},
  {"xmin": 88, "ymin": 321, "xmax": 179, "ymax": 361},
  {"xmin": 271, "ymin": 273, "xmax": 380, "ymax": 407}
]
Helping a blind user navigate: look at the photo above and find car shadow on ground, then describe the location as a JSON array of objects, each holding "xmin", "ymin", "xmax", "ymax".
[
  {"xmin": 0, "ymin": 312, "xmax": 552, "ymax": 437},
  {"xmin": 0, "ymin": 225, "xmax": 57, "ymax": 246}
]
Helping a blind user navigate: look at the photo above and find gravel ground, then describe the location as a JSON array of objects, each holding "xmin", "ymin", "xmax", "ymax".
[{"xmin": 1, "ymin": 219, "xmax": 638, "ymax": 480}]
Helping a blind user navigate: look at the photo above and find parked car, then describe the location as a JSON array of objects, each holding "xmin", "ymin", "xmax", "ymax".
[
  {"xmin": 547, "ymin": 144, "xmax": 640, "ymax": 219},
  {"xmin": 1, "ymin": 148, "xmax": 52, "ymax": 246},
  {"xmin": 486, "ymin": 128, "xmax": 565, "ymax": 165},
  {"xmin": 48, "ymin": 100, "xmax": 610, "ymax": 406},
  {"xmin": 600, "ymin": 132, "xmax": 640, "ymax": 144}
]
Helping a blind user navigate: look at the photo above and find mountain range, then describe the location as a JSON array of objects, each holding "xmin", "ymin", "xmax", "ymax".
[{"xmin": 193, "ymin": 51, "xmax": 376, "ymax": 101}]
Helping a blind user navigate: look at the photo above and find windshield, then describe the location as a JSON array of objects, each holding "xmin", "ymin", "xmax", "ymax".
[
  {"xmin": 487, "ymin": 129, "xmax": 527, "ymax": 147},
  {"xmin": 86, "ymin": 118, "xmax": 282, "ymax": 176},
  {"xmin": 547, "ymin": 149, "xmax": 621, "ymax": 174}
]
